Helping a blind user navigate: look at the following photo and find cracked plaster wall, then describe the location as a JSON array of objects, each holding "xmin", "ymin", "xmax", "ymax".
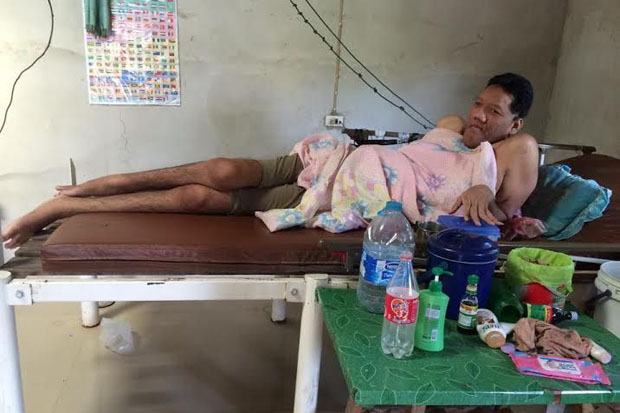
[
  {"xmin": 544, "ymin": 0, "xmax": 620, "ymax": 162},
  {"xmin": 0, "ymin": 0, "xmax": 567, "ymax": 260}
]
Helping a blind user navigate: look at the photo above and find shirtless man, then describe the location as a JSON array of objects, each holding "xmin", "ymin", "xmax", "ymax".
[
  {"xmin": 444, "ymin": 72, "xmax": 539, "ymax": 226},
  {"xmin": 1, "ymin": 73, "xmax": 539, "ymax": 249}
]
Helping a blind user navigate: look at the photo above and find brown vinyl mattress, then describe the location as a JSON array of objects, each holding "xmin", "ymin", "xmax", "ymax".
[
  {"xmin": 556, "ymin": 154, "xmax": 619, "ymax": 244},
  {"xmin": 41, "ymin": 213, "xmax": 364, "ymax": 274},
  {"xmin": 39, "ymin": 154, "xmax": 620, "ymax": 275}
]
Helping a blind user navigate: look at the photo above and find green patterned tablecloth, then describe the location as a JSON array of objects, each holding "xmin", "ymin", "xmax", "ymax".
[{"xmin": 317, "ymin": 287, "xmax": 620, "ymax": 407}]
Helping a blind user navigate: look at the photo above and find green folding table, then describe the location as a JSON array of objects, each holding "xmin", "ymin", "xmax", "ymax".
[{"xmin": 317, "ymin": 287, "xmax": 620, "ymax": 411}]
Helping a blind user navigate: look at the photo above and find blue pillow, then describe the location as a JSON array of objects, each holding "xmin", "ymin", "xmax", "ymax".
[{"xmin": 522, "ymin": 164, "xmax": 612, "ymax": 240}]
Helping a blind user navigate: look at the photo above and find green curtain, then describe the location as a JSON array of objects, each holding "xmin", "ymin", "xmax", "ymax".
[{"xmin": 84, "ymin": 0, "xmax": 110, "ymax": 37}]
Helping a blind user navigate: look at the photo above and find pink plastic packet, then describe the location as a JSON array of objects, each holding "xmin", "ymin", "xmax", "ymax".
[{"xmin": 502, "ymin": 344, "xmax": 610, "ymax": 385}]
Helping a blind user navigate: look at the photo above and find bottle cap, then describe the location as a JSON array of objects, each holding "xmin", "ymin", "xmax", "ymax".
[
  {"xmin": 399, "ymin": 251, "xmax": 413, "ymax": 261},
  {"xmin": 429, "ymin": 277, "xmax": 442, "ymax": 292},
  {"xmin": 384, "ymin": 201, "xmax": 403, "ymax": 212},
  {"xmin": 468, "ymin": 274, "xmax": 479, "ymax": 285},
  {"xmin": 483, "ymin": 329, "xmax": 506, "ymax": 348},
  {"xmin": 431, "ymin": 267, "xmax": 453, "ymax": 277},
  {"xmin": 570, "ymin": 311, "xmax": 578, "ymax": 321}
]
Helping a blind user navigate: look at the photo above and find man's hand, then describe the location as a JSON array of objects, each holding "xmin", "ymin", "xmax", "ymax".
[
  {"xmin": 450, "ymin": 185, "xmax": 505, "ymax": 226},
  {"xmin": 502, "ymin": 217, "xmax": 546, "ymax": 240}
]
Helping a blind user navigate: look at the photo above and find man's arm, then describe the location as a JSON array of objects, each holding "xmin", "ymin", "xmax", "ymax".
[
  {"xmin": 436, "ymin": 115, "xmax": 465, "ymax": 134},
  {"xmin": 451, "ymin": 133, "xmax": 539, "ymax": 226},
  {"xmin": 495, "ymin": 133, "xmax": 539, "ymax": 219}
]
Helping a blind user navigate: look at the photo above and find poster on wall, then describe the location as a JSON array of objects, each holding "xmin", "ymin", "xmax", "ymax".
[{"xmin": 84, "ymin": 0, "xmax": 180, "ymax": 105}]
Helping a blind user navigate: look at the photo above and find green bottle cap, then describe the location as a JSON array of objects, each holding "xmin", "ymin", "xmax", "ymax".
[
  {"xmin": 468, "ymin": 274, "xmax": 479, "ymax": 285},
  {"xmin": 431, "ymin": 267, "xmax": 453, "ymax": 276},
  {"xmin": 429, "ymin": 279, "xmax": 442, "ymax": 292}
]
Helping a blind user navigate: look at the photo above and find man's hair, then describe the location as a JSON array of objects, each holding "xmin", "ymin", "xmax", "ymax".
[{"xmin": 487, "ymin": 73, "xmax": 533, "ymax": 118}]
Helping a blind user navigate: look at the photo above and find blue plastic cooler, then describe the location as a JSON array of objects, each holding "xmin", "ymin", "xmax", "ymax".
[{"xmin": 426, "ymin": 229, "xmax": 499, "ymax": 319}]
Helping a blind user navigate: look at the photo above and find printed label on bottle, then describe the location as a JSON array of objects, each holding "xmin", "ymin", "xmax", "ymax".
[
  {"xmin": 384, "ymin": 293, "xmax": 418, "ymax": 325},
  {"xmin": 526, "ymin": 304, "xmax": 552, "ymax": 323},
  {"xmin": 458, "ymin": 303, "xmax": 477, "ymax": 329},
  {"xmin": 425, "ymin": 307, "xmax": 441, "ymax": 319},
  {"xmin": 360, "ymin": 249, "xmax": 400, "ymax": 286},
  {"xmin": 422, "ymin": 305, "xmax": 441, "ymax": 341}
]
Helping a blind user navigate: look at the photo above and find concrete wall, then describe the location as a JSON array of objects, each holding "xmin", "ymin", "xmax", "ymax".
[
  {"xmin": 545, "ymin": 0, "xmax": 620, "ymax": 161},
  {"xmin": 0, "ymin": 0, "xmax": 567, "ymax": 260}
]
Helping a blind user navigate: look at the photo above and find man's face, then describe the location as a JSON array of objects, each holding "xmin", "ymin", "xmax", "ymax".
[{"xmin": 462, "ymin": 85, "xmax": 523, "ymax": 148}]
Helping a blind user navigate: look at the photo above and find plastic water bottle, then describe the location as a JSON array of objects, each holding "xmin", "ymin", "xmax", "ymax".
[
  {"xmin": 358, "ymin": 201, "xmax": 415, "ymax": 313},
  {"xmin": 381, "ymin": 251, "xmax": 419, "ymax": 359}
]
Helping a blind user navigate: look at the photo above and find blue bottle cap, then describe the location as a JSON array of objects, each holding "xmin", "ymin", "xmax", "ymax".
[{"xmin": 384, "ymin": 201, "xmax": 403, "ymax": 212}]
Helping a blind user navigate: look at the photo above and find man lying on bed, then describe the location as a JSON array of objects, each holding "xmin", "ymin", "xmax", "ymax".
[{"xmin": 2, "ymin": 73, "xmax": 540, "ymax": 248}]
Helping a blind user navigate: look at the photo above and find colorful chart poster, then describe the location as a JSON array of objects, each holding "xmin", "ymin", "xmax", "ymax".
[{"xmin": 84, "ymin": 0, "xmax": 180, "ymax": 105}]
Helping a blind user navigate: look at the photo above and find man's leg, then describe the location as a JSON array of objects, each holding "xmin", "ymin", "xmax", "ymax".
[
  {"xmin": 56, "ymin": 158, "xmax": 263, "ymax": 197},
  {"xmin": 2, "ymin": 184, "xmax": 230, "ymax": 248}
]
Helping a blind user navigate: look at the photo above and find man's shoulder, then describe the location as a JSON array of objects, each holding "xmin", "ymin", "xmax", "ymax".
[
  {"xmin": 498, "ymin": 133, "xmax": 539, "ymax": 155},
  {"xmin": 509, "ymin": 132, "xmax": 538, "ymax": 146}
]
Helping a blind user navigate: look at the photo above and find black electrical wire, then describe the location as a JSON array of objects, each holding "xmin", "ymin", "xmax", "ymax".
[
  {"xmin": 0, "ymin": 0, "xmax": 54, "ymax": 136},
  {"xmin": 302, "ymin": 0, "xmax": 435, "ymax": 128},
  {"xmin": 290, "ymin": 0, "xmax": 434, "ymax": 129}
]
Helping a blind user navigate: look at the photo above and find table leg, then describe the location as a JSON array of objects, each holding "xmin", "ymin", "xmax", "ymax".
[
  {"xmin": 579, "ymin": 404, "xmax": 594, "ymax": 413},
  {"xmin": 546, "ymin": 404, "xmax": 566, "ymax": 413},
  {"xmin": 293, "ymin": 274, "xmax": 328, "ymax": 413},
  {"xmin": 271, "ymin": 299, "xmax": 287, "ymax": 323},
  {"xmin": 345, "ymin": 398, "xmax": 364, "ymax": 413},
  {"xmin": 0, "ymin": 271, "xmax": 25, "ymax": 413},
  {"xmin": 344, "ymin": 399, "xmax": 420, "ymax": 413}
]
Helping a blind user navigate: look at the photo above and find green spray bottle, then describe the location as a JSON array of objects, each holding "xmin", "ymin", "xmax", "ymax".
[{"xmin": 415, "ymin": 267, "xmax": 450, "ymax": 352}]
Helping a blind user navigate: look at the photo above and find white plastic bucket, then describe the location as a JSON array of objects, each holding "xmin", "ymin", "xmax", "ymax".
[{"xmin": 594, "ymin": 261, "xmax": 620, "ymax": 338}]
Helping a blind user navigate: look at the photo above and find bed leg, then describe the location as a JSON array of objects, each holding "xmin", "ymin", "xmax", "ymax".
[
  {"xmin": 271, "ymin": 299, "xmax": 287, "ymax": 323},
  {"xmin": 294, "ymin": 274, "xmax": 328, "ymax": 413},
  {"xmin": 81, "ymin": 301, "xmax": 101, "ymax": 328},
  {"xmin": 0, "ymin": 271, "xmax": 25, "ymax": 413},
  {"xmin": 80, "ymin": 276, "xmax": 101, "ymax": 328}
]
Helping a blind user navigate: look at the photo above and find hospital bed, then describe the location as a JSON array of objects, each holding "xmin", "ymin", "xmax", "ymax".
[
  {"xmin": 0, "ymin": 213, "xmax": 363, "ymax": 413},
  {"xmin": 1, "ymin": 142, "xmax": 619, "ymax": 413}
]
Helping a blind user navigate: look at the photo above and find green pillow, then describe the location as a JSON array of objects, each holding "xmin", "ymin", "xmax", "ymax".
[{"xmin": 522, "ymin": 164, "xmax": 612, "ymax": 240}]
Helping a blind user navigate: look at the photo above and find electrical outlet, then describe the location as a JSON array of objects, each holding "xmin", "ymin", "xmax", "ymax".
[{"xmin": 325, "ymin": 115, "xmax": 344, "ymax": 127}]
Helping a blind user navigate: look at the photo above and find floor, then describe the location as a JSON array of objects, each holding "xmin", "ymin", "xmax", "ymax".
[
  {"xmin": 15, "ymin": 300, "xmax": 348, "ymax": 413},
  {"xmin": 13, "ymin": 300, "xmax": 608, "ymax": 413}
]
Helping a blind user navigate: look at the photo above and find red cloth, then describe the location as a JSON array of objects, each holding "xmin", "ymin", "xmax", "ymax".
[{"xmin": 502, "ymin": 216, "xmax": 546, "ymax": 240}]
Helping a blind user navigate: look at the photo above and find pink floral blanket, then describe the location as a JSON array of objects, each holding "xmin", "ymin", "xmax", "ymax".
[{"xmin": 255, "ymin": 128, "xmax": 497, "ymax": 232}]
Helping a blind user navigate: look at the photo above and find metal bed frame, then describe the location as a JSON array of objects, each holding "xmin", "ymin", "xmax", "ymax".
[{"xmin": 342, "ymin": 127, "xmax": 598, "ymax": 166}]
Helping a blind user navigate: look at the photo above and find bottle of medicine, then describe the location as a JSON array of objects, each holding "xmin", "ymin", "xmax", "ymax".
[{"xmin": 457, "ymin": 274, "xmax": 479, "ymax": 335}]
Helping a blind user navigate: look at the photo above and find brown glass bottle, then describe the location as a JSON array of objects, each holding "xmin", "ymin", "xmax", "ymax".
[{"xmin": 457, "ymin": 275, "xmax": 479, "ymax": 335}]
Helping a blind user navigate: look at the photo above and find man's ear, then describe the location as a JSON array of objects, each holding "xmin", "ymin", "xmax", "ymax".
[{"xmin": 509, "ymin": 117, "xmax": 524, "ymax": 135}]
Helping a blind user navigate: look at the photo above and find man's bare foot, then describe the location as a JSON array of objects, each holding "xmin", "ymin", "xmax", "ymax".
[
  {"xmin": 2, "ymin": 198, "xmax": 62, "ymax": 249},
  {"xmin": 55, "ymin": 184, "xmax": 88, "ymax": 197},
  {"xmin": 55, "ymin": 175, "xmax": 126, "ymax": 197}
]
